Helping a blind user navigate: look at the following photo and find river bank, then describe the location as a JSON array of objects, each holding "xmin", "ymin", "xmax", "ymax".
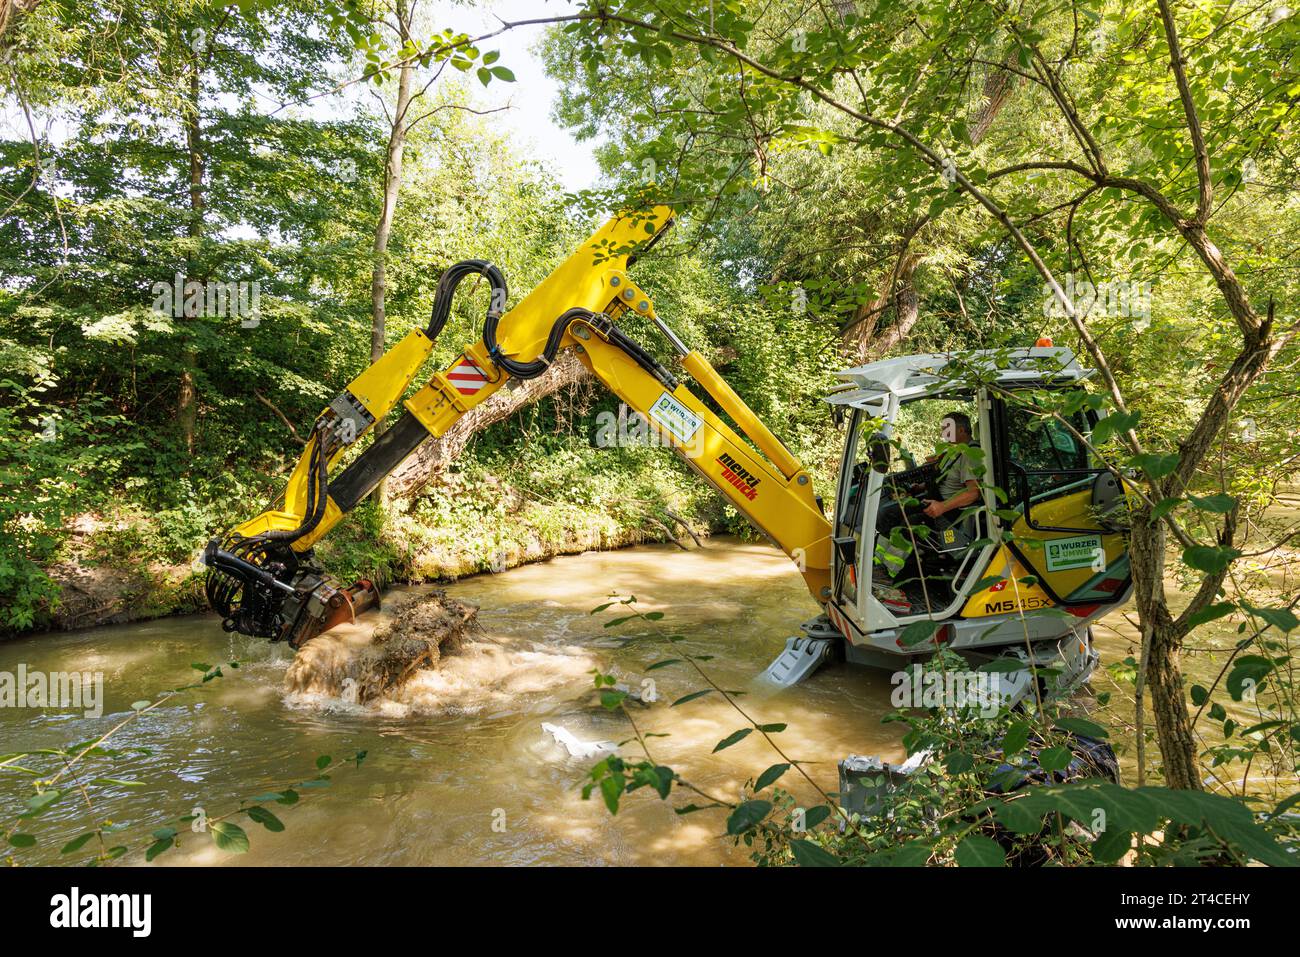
[{"xmin": 20, "ymin": 475, "xmax": 723, "ymax": 637}]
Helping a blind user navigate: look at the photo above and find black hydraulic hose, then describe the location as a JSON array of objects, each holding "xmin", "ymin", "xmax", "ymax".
[
  {"xmin": 427, "ymin": 259, "xmax": 508, "ymax": 340},
  {"xmin": 606, "ymin": 324, "xmax": 677, "ymax": 386},
  {"xmin": 484, "ymin": 306, "xmax": 597, "ymax": 380},
  {"xmin": 259, "ymin": 422, "xmax": 329, "ymax": 545}
]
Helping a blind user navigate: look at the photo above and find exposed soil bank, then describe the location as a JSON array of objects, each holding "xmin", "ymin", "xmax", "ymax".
[{"xmin": 28, "ymin": 513, "xmax": 716, "ymax": 637}]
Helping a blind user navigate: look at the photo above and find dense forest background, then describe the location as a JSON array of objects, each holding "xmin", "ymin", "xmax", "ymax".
[
  {"xmin": 2, "ymin": 0, "xmax": 1299, "ymax": 817},
  {"xmin": 0, "ymin": 1, "xmax": 847, "ymax": 635}
]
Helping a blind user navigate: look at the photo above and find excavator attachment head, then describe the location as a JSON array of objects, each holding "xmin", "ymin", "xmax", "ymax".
[{"xmin": 203, "ymin": 535, "xmax": 380, "ymax": 647}]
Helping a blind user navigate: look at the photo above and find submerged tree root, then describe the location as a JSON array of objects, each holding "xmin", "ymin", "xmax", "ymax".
[{"xmin": 283, "ymin": 590, "xmax": 479, "ymax": 703}]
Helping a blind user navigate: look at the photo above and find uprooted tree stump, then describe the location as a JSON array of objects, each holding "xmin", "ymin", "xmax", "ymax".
[{"xmin": 284, "ymin": 589, "xmax": 479, "ymax": 703}]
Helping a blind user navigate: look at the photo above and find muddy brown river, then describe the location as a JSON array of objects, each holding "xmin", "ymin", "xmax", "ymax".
[{"xmin": 0, "ymin": 535, "xmax": 1291, "ymax": 865}]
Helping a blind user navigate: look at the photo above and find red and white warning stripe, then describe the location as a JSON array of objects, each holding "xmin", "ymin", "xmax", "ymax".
[{"xmin": 446, "ymin": 357, "xmax": 488, "ymax": 395}]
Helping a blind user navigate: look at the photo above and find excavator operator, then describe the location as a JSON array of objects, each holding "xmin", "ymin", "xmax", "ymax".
[{"xmin": 876, "ymin": 411, "xmax": 982, "ymax": 579}]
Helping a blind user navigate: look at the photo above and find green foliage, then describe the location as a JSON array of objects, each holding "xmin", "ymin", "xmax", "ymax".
[{"xmin": 585, "ymin": 605, "xmax": 1297, "ymax": 866}]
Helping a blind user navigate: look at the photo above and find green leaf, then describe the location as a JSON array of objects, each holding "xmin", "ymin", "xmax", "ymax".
[
  {"xmin": 1185, "ymin": 602, "xmax": 1235, "ymax": 629},
  {"xmin": 25, "ymin": 790, "xmax": 62, "ymax": 814},
  {"xmin": 674, "ymin": 803, "xmax": 719, "ymax": 815},
  {"xmin": 671, "ymin": 689, "xmax": 713, "ymax": 707},
  {"xmin": 315, "ymin": 755, "xmax": 331, "ymax": 770},
  {"xmin": 954, "ymin": 834, "xmax": 1005, "ymax": 867},
  {"xmin": 210, "ymin": 821, "xmax": 250, "ymax": 854},
  {"xmin": 1054, "ymin": 717, "xmax": 1109, "ymax": 739},
  {"xmin": 994, "ymin": 799, "xmax": 1042, "ymax": 835},
  {"xmin": 1128, "ymin": 452, "xmax": 1179, "ymax": 479},
  {"xmin": 1038, "ymin": 744, "xmax": 1072, "ymax": 773},
  {"xmin": 1151, "ymin": 497, "xmax": 1183, "ymax": 520},
  {"xmin": 1188, "ymin": 493, "xmax": 1237, "ymax": 514},
  {"xmin": 726, "ymin": 800, "xmax": 772, "ymax": 835},
  {"xmin": 89, "ymin": 778, "xmax": 144, "ymax": 788},
  {"xmin": 648, "ymin": 765, "xmax": 673, "ymax": 799},
  {"xmin": 61, "ymin": 832, "xmax": 96, "ymax": 854},
  {"xmin": 8, "ymin": 833, "xmax": 36, "ymax": 848},
  {"xmin": 1240, "ymin": 602, "xmax": 1299, "ymax": 634},
  {"xmin": 646, "ymin": 659, "xmax": 682, "ymax": 671},
  {"xmin": 945, "ymin": 750, "xmax": 975, "ymax": 773},
  {"xmin": 1091, "ymin": 826, "xmax": 1133, "ymax": 863},
  {"xmin": 489, "ymin": 66, "xmax": 515, "ymax": 81},
  {"xmin": 1002, "ymin": 720, "xmax": 1032, "ymax": 755},
  {"xmin": 1182, "ymin": 545, "xmax": 1241, "ymax": 575},
  {"xmin": 713, "ymin": 728, "xmax": 752, "ymax": 752},
  {"xmin": 754, "ymin": 763, "xmax": 790, "ymax": 791},
  {"xmin": 804, "ymin": 806, "xmax": 833, "ymax": 829},
  {"xmin": 600, "ymin": 689, "xmax": 627, "ymax": 710},
  {"xmin": 898, "ymin": 620, "xmax": 939, "ymax": 647},
  {"xmin": 755, "ymin": 723, "xmax": 787, "ymax": 733},
  {"xmin": 981, "ymin": 657, "xmax": 1031, "ymax": 674},
  {"xmin": 789, "ymin": 838, "xmax": 840, "ymax": 866},
  {"xmin": 246, "ymin": 806, "xmax": 285, "ymax": 832},
  {"xmin": 145, "ymin": 838, "xmax": 174, "ymax": 862},
  {"xmin": 1227, "ymin": 657, "xmax": 1274, "ymax": 700},
  {"xmin": 1092, "ymin": 410, "xmax": 1140, "ymax": 445},
  {"xmin": 883, "ymin": 841, "xmax": 933, "ymax": 866},
  {"xmin": 599, "ymin": 774, "xmax": 625, "ymax": 815}
]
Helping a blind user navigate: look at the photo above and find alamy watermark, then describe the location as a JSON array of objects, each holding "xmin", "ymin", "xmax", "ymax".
[
  {"xmin": 0, "ymin": 665, "xmax": 104, "ymax": 718},
  {"xmin": 890, "ymin": 665, "xmax": 1007, "ymax": 719},
  {"xmin": 594, "ymin": 402, "xmax": 706, "ymax": 456},
  {"xmin": 152, "ymin": 273, "xmax": 262, "ymax": 328},
  {"xmin": 1042, "ymin": 273, "xmax": 1152, "ymax": 323}
]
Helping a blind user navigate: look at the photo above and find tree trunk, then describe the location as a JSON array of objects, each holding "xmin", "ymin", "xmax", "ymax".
[
  {"xmin": 370, "ymin": 3, "xmax": 414, "ymax": 369},
  {"xmin": 368, "ymin": 0, "xmax": 415, "ymax": 502},
  {"xmin": 1129, "ymin": 510, "xmax": 1202, "ymax": 790},
  {"xmin": 843, "ymin": 249, "xmax": 920, "ymax": 361},
  {"xmin": 0, "ymin": 0, "xmax": 42, "ymax": 44},
  {"xmin": 386, "ymin": 351, "xmax": 592, "ymax": 499},
  {"xmin": 178, "ymin": 59, "xmax": 204, "ymax": 455}
]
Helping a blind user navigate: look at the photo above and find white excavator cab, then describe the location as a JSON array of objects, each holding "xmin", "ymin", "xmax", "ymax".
[
  {"xmin": 820, "ymin": 345, "xmax": 1130, "ymax": 672},
  {"xmin": 764, "ymin": 346, "xmax": 1130, "ymax": 690}
]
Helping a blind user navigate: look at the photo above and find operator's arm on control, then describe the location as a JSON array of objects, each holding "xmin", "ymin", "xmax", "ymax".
[{"xmin": 922, "ymin": 480, "xmax": 979, "ymax": 519}]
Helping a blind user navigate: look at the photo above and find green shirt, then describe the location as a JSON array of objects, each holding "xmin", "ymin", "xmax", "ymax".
[{"xmin": 938, "ymin": 449, "xmax": 977, "ymax": 501}]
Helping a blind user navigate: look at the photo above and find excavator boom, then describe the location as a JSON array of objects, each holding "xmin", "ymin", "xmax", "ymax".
[{"xmin": 204, "ymin": 208, "xmax": 832, "ymax": 647}]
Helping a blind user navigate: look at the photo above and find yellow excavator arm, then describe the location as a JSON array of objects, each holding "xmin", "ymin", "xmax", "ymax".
[{"xmin": 203, "ymin": 208, "xmax": 832, "ymax": 647}]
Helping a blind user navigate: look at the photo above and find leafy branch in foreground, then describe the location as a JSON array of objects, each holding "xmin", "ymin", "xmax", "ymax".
[
  {"xmin": 582, "ymin": 598, "xmax": 1298, "ymax": 867},
  {"xmin": 1, "ymin": 661, "xmax": 367, "ymax": 864}
]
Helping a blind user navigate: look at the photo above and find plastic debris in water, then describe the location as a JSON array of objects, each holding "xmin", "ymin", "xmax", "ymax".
[{"xmin": 540, "ymin": 722, "xmax": 617, "ymax": 759}]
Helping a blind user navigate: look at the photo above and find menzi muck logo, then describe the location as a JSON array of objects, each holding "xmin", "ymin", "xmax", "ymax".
[{"xmin": 717, "ymin": 452, "xmax": 760, "ymax": 501}]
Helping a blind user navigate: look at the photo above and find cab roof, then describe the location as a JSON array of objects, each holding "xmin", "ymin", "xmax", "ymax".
[{"xmin": 824, "ymin": 347, "xmax": 1089, "ymax": 409}]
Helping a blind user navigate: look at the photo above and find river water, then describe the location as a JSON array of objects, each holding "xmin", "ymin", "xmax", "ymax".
[
  {"xmin": 0, "ymin": 538, "xmax": 902, "ymax": 866},
  {"xmin": 1, "ymin": 535, "xmax": 1288, "ymax": 865}
]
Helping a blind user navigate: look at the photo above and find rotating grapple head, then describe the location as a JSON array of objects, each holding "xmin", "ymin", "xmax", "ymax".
[{"xmin": 202, "ymin": 535, "xmax": 379, "ymax": 649}]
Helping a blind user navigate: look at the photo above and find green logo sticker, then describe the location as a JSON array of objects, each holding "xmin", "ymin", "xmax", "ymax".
[
  {"xmin": 649, "ymin": 392, "xmax": 703, "ymax": 444},
  {"xmin": 1045, "ymin": 534, "xmax": 1103, "ymax": 572}
]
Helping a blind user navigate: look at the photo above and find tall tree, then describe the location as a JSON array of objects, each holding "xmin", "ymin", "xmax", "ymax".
[{"xmin": 533, "ymin": 0, "xmax": 1300, "ymax": 788}]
